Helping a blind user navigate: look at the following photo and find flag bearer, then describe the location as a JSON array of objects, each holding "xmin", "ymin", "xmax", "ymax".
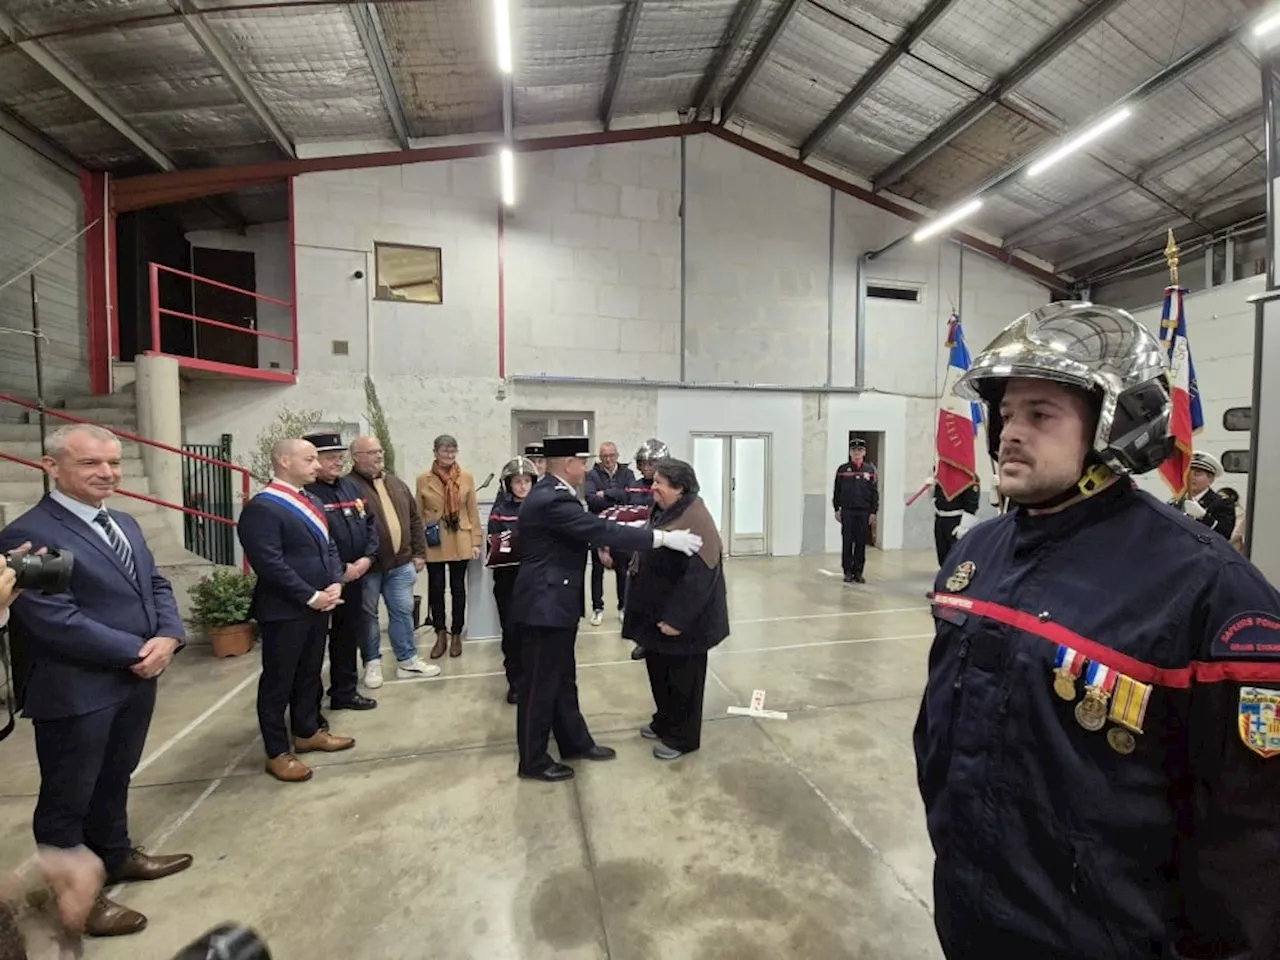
[{"xmin": 913, "ymin": 302, "xmax": 1280, "ymax": 959}]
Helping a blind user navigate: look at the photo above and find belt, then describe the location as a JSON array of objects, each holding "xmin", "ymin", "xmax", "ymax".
[{"xmin": 935, "ymin": 509, "xmax": 964, "ymax": 518}]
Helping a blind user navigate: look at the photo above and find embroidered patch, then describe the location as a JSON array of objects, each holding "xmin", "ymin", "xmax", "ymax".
[
  {"xmin": 1211, "ymin": 612, "xmax": 1280, "ymax": 660},
  {"xmin": 945, "ymin": 560, "xmax": 976, "ymax": 593},
  {"xmin": 1238, "ymin": 686, "xmax": 1280, "ymax": 758}
]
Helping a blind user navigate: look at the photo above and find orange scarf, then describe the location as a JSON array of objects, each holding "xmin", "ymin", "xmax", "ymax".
[{"xmin": 433, "ymin": 460, "xmax": 462, "ymax": 525}]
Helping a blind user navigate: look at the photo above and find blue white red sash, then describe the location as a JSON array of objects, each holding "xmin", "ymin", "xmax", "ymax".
[{"xmin": 260, "ymin": 482, "xmax": 330, "ymax": 546}]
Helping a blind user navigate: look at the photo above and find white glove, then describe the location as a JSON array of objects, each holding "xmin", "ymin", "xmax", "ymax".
[
  {"xmin": 655, "ymin": 529, "xmax": 702, "ymax": 556},
  {"xmin": 954, "ymin": 512, "xmax": 978, "ymax": 539},
  {"xmin": 1184, "ymin": 498, "xmax": 1206, "ymax": 520}
]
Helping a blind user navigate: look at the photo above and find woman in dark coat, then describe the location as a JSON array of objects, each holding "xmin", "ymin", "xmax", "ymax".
[
  {"xmin": 620, "ymin": 457, "xmax": 729, "ymax": 760},
  {"xmin": 488, "ymin": 456, "xmax": 537, "ymax": 704}
]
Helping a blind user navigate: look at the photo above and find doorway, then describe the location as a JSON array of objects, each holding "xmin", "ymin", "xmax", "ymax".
[
  {"xmin": 691, "ymin": 433, "xmax": 770, "ymax": 556},
  {"xmin": 844, "ymin": 430, "xmax": 885, "ymax": 548},
  {"xmin": 191, "ymin": 246, "xmax": 259, "ymax": 369}
]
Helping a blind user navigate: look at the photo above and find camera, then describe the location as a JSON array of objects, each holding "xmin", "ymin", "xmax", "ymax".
[
  {"xmin": 4, "ymin": 550, "xmax": 73, "ymax": 595},
  {"xmin": 172, "ymin": 923, "xmax": 271, "ymax": 959}
]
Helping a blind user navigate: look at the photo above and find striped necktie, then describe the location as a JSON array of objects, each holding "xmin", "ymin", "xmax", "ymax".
[{"xmin": 94, "ymin": 510, "xmax": 136, "ymax": 580}]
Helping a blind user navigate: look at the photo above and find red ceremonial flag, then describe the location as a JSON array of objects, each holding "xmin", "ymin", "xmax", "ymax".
[{"xmin": 935, "ymin": 315, "xmax": 982, "ymax": 501}]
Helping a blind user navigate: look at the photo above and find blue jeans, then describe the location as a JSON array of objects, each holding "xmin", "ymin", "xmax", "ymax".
[{"xmin": 361, "ymin": 561, "xmax": 419, "ymax": 664}]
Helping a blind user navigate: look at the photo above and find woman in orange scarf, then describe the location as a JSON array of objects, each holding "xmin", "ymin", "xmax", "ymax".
[{"xmin": 415, "ymin": 435, "xmax": 482, "ymax": 658}]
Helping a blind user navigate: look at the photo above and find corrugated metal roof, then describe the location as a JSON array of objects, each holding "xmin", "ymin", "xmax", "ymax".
[{"xmin": 0, "ymin": 0, "xmax": 1265, "ymax": 279}]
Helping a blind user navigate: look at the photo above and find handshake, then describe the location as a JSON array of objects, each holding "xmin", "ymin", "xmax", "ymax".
[{"xmin": 307, "ymin": 583, "xmax": 344, "ymax": 612}]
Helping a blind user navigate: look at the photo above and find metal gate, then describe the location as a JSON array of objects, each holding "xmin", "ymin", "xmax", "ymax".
[{"xmin": 182, "ymin": 434, "xmax": 236, "ymax": 565}]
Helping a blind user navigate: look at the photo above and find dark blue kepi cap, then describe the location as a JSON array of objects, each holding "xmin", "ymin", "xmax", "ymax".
[
  {"xmin": 848, "ymin": 433, "xmax": 866, "ymax": 448},
  {"xmin": 542, "ymin": 436, "xmax": 590, "ymax": 458},
  {"xmin": 303, "ymin": 431, "xmax": 344, "ymax": 452},
  {"xmin": 524, "ymin": 442, "xmax": 544, "ymax": 457}
]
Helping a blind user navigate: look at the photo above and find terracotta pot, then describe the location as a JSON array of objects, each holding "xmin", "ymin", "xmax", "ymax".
[{"xmin": 208, "ymin": 622, "xmax": 255, "ymax": 658}]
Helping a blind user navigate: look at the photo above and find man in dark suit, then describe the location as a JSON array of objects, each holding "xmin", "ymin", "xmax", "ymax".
[
  {"xmin": 512, "ymin": 436, "xmax": 703, "ymax": 782},
  {"xmin": 238, "ymin": 439, "xmax": 356, "ymax": 784},
  {"xmin": 0, "ymin": 424, "xmax": 192, "ymax": 938}
]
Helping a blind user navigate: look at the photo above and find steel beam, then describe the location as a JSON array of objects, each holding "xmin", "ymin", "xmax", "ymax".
[
  {"xmin": 0, "ymin": 9, "xmax": 176, "ymax": 171},
  {"xmin": 719, "ymin": 0, "xmax": 803, "ymax": 126},
  {"xmin": 871, "ymin": 0, "xmax": 1126, "ymax": 191},
  {"xmin": 799, "ymin": 0, "xmax": 957, "ymax": 161},
  {"xmin": 350, "ymin": 2, "xmax": 413, "ymax": 149},
  {"xmin": 1004, "ymin": 111, "xmax": 1260, "ymax": 249},
  {"xmin": 602, "ymin": 0, "xmax": 646, "ymax": 130},
  {"xmin": 693, "ymin": 0, "xmax": 765, "ymax": 114},
  {"xmin": 170, "ymin": 0, "xmax": 294, "ymax": 158}
]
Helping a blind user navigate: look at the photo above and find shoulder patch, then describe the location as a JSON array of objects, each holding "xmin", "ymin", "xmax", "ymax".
[
  {"xmin": 1211, "ymin": 612, "xmax": 1280, "ymax": 660},
  {"xmin": 554, "ymin": 482, "xmax": 572, "ymax": 493},
  {"xmin": 1238, "ymin": 686, "xmax": 1280, "ymax": 758}
]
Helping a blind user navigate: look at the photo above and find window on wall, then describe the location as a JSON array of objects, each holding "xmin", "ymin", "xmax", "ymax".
[
  {"xmin": 374, "ymin": 243, "xmax": 443, "ymax": 304},
  {"xmin": 866, "ymin": 282, "xmax": 922, "ymax": 302}
]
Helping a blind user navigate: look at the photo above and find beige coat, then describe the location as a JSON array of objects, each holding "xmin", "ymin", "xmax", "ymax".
[{"xmin": 415, "ymin": 467, "xmax": 482, "ymax": 563}]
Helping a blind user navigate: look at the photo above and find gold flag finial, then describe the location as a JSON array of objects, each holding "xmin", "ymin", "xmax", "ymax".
[{"xmin": 1165, "ymin": 229, "xmax": 1180, "ymax": 287}]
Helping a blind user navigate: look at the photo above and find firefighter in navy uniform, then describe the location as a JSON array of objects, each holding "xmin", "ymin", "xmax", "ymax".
[
  {"xmin": 511, "ymin": 436, "xmax": 702, "ymax": 782},
  {"xmin": 912, "ymin": 302, "xmax": 1280, "ymax": 960},
  {"xmin": 488, "ymin": 456, "xmax": 537, "ymax": 704},
  {"xmin": 933, "ymin": 479, "xmax": 981, "ymax": 566},
  {"xmin": 832, "ymin": 435, "xmax": 878, "ymax": 583},
  {"xmin": 1169, "ymin": 450, "xmax": 1237, "ymax": 540},
  {"xmin": 302, "ymin": 432, "xmax": 379, "ymax": 730}
]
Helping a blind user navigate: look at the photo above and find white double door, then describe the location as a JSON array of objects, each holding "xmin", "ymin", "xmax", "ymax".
[{"xmin": 691, "ymin": 434, "xmax": 770, "ymax": 556}]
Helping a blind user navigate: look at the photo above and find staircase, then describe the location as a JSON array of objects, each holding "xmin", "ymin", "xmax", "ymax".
[{"xmin": 0, "ymin": 388, "xmax": 222, "ymax": 625}]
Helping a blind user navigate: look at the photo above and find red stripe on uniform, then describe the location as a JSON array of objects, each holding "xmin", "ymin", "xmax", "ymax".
[{"xmin": 931, "ymin": 592, "xmax": 1280, "ymax": 689}]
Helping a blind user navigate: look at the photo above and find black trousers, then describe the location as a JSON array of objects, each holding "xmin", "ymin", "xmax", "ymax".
[
  {"xmin": 645, "ymin": 650, "xmax": 708, "ymax": 752},
  {"xmin": 427, "ymin": 559, "xmax": 469, "ymax": 634},
  {"xmin": 934, "ymin": 515, "xmax": 962, "ymax": 567},
  {"xmin": 516, "ymin": 625, "xmax": 594, "ymax": 774},
  {"xmin": 324, "ymin": 578, "xmax": 364, "ymax": 703},
  {"xmin": 840, "ymin": 509, "xmax": 870, "ymax": 577},
  {"xmin": 492, "ymin": 566, "xmax": 520, "ymax": 687},
  {"xmin": 258, "ymin": 616, "xmax": 327, "ymax": 758},
  {"xmin": 590, "ymin": 549, "xmax": 629, "ymax": 612},
  {"xmin": 32, "ymin": 681, "xmax": 156, "ymax": 875}
]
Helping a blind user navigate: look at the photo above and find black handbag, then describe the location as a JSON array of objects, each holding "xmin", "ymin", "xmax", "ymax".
[{"xmin": 424, "ymin": 520, "xmax": 441, "ymax": 548}]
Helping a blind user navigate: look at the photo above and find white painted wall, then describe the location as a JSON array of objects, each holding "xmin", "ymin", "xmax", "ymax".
[
  {"xmin": 1128, "ymin": 274, "xmax": 1261, "ymax": 504},
  {"xmin": 186, "ymin": 223, "xmax": 293, "ymax": 372},
  {"xmin": 820, "ymin": 394, "xmax": 912, "ymax": 552},
  {"xmin": 656, "ymin": 390, "xmax": 804, "ymax": 556},
  {"xmin": 184, "ymin": 131, "xmax": 1054, "ymax": 555}
]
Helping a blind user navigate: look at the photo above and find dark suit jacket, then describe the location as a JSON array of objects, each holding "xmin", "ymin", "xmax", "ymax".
[
  {"xmin": 238, "ymin": 491, "xmax": 344, "ymax": 623},
  {"xmin": 1196, "ymin": 488, "xmax": 1238, "ymax": 540},
  {"xmin": 512, "ymin": 475, "xmax": 653, "ymax": 629},
  {"xmin": 0, "ymin": 495, "xmax": 185, "ymax": 721}
]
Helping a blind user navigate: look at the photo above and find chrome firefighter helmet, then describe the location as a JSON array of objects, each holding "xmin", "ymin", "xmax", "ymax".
[
  {"xmin": 635, "ymin": 438, "xmax": 669, "ymax": 464},
  {"xmin": 500, "ymin": 456, "xmax": 538, "ymax": 493},
  {"xmin": 1190, "ymin": 450, "xmax": 1223, "ymax": 479},
  {"xmin": 955, "ymin": 301, "xmax": 1173, "ymax": 477}
]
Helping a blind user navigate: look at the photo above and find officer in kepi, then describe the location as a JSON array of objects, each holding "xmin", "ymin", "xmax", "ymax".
[
  {"xmin": 302, "ymin": 431, "xmax": 379, "ymax": 726},
  {"xmin": 1170, "ymin": 449, "xmax": 1237, "ymax": 539},
  {"xmin": 913, "ymin": 301, "xmax": 1280, "ymax": 959},
  {"xmin": 511, "ymin": 436, "xmax": 702, "ymax": 782},
  {"xmin": 832, "ymin": 434, "xmax": 878, "ymax": 583},
  {"xmin": 524, "ymin": 442, "xmax": 546, "ymax": 478}
]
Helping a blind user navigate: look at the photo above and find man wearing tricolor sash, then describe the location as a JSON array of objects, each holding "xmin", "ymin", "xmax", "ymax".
[
  {"xmin": 913, "ymin": 303, "xmax": 1280, "ymax": 959},
  {"xmin": 238, "ymin": 439, "xmax": 357, "ymax": 784}
]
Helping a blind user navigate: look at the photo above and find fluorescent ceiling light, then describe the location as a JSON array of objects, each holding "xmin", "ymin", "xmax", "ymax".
[
  {"xmin": 1254, "ymin": 8, "xmax": 1280, "ymax": 37},
  {"xmin": 500, "ymin": 147, "xmax": 515, "ymax": 206},
  {"xmin": 1026, "ymin": 108, "xmax": 1133, "ymax": 177},
  {"xmin": 495, "ymin": 0, "xmax": 512, "ymax": 73},
  {"xmin": 913, "ymin": 198, "xmax": 982, "ymax": 243}
]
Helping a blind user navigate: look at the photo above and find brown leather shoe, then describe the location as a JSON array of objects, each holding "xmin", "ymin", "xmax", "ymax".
[
  {"xmin": 86, "ymin": 893, "xmax": 147, "ymax": 937},
  {"xmin": 429, "ymin": 629, "xmax": 448, "ymax": 659},
  {"xmin": 265, "ymin": 753, "xmax": 313, "ymax": 782},
  {"xmin": 449, "ymin": 632, "xmax": 462, "ymax": 657},
  {"xmin": 293, "ymin": 730, "xmax": 355, "ymax": 753},
  {"xmin": 107, "ymin": 848, "xmax": 193, "ymax": 884}
]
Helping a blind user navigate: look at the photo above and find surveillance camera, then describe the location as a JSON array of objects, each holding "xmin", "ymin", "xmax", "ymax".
[{"xmin": 352, "ymin": 270, "xmax": 364, "ymax": 280}]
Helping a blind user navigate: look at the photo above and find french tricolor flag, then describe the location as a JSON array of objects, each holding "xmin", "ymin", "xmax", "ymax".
[
  {"xmin": 1157, "ymin": 284, "xmax": 1203, "ymax": 498},
  {"xmin": 936, "ymin": 315, "xmax": 983, "ymax": 501}
]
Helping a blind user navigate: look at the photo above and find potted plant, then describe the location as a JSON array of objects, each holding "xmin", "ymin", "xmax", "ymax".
[{"xmin": 189, "ymin": 569, "xmax": 257, "ymax": 657}]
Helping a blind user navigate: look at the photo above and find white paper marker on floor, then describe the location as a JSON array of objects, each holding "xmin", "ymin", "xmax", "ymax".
[{"xmin": 727, "ymin": 688, "xmax": 789, "ymax": 720}]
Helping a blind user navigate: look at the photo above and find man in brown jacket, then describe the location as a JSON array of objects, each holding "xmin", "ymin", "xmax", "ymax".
[{"xmin": 347, "ymin": 436, "xmax": 439, "ymax": 687}]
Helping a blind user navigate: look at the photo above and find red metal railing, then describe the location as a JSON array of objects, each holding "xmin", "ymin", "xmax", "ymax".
[
  {"xmin": 149, "ymin": 262, "xmax": 297, "ymax": 383},
  {"xmin": 0, "ymin": 393, "xmax": 252, "ymax": 572}
]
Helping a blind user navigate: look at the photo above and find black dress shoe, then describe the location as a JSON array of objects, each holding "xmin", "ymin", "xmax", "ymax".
[
  {"xmin": 853, "ymin": 575, "xmax": 866, "ymax": 584},
  {"xmin": 506, "ymin": 686, "xmax": 519, "ymax": 704},
  {"xmin": 630, "ymin": 645, "xmax": 646, "ymax": 661},
  {"xmin": 562, "ymin": 745, "xmax": 616, "ymax": 762},
  {"xmin": 518, "ymin": 762, "xmax": 575, "ymax": 782},
  {"xmin": 330, "ymin": 694, "xmax": 377, "ymax": 711}
]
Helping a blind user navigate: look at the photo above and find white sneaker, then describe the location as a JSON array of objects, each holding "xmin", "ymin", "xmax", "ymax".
[
  {"xmin": 363, "ymin": 660, "xmax": 384, "ymax": 689},
  {"xmin": 590, "ymin": 610, "xmax": 603, "ymax": 626},
  {"xmin": 396, "ymin": 656, "xmax": 442, "ymax": 679}
]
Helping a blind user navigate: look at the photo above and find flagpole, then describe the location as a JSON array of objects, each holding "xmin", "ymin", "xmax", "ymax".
[{"xmin": 1164, "ymin": 229, "xmax": 1187, "ymax": 502}]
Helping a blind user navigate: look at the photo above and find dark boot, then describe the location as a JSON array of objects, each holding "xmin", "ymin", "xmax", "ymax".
[
  {"xmin": 449, "ymin": 632, "xmax": 463, "ymax": 657},
  {"xmin": 429, "ymin": 629, "xmax": 448, "ymax": 659}
]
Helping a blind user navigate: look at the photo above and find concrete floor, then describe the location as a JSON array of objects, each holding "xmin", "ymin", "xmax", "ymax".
[{"xmin": 0, "ymin": 550, "xmax": 945, "ymax": 960}]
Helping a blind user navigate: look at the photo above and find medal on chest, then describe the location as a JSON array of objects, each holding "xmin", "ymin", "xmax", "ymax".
[
  {"xmin": 1074, "ymin": 662, "xmax": 1117, "ymax": 732},
  {"xmin": 1052, "ymin": 645, "xmax": 1084, "ymax": 701}
]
